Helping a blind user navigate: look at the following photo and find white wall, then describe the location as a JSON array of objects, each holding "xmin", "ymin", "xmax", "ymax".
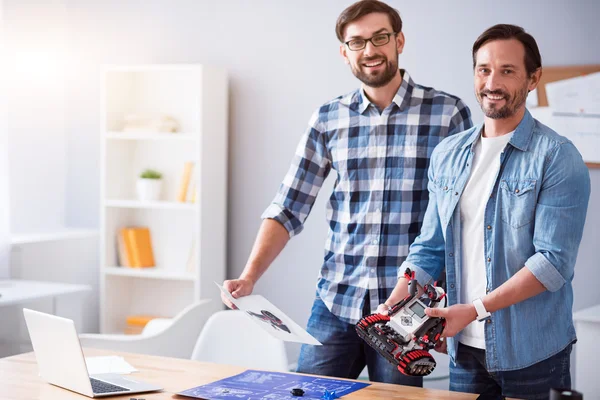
[
  {"xmin": 0, "ymin": 0, "xmax": 10, "ymax": 279},
  {"xmin": 5, "ymin": 0, "xmax": 68, "ymax": 234},
  {"xmin": 2, "ymin": 0, "xmax": 98, "ymax": 342},
  {"xmin": 4, "ymin": 0, "xmax": 600, "ymax": 367}
]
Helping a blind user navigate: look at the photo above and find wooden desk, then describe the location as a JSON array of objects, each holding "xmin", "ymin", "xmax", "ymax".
[{"xmin": 0, "ymin": 348, "xmax": 482, "ymax": 400}]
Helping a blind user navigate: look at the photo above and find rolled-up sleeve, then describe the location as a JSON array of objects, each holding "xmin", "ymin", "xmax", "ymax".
[
  {"xmin": 261, "ymin": 111, "xmax": 331, "ymax": 238},
  {"xmin": 525, "ymin": 252, "xmax": 566, "ymax": 292},
  {"xmin": 525, "ymin": 141, "xmax": 590, "ymax": 292}
]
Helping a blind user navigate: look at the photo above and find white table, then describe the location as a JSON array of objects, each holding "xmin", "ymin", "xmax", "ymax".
[
  {"xmin": 0, "ymin": 280, "xmax": 91, "ymax": 312},
  {"xmin": 573, "ymin": 304, "xmax": 600, "ymax": 398},
  {"xmin": 0, "ymin": 280, "xmax": 91, "ymax": 357}
]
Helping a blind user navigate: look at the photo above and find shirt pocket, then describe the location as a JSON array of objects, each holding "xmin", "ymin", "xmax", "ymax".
[
  {"xmin": 499, "ymin": 179, "xmax": 537, "ymax": 229},
  {"xmin": 433, "ymin": 176, "xmax": 456, "ymax": 227}
]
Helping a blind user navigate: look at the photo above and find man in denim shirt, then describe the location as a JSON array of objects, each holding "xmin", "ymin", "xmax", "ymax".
[
  {"xmin": 380, "ymin": 25, "xmax": 590, "ymax": 398},
  {"xmin": 221, "ymin": 0, "xmax": 472, "ymax": 386}
]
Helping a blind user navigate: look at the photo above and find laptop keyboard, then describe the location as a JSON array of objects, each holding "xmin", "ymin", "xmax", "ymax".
[{"xmin": 90, "ymin": 377, "xmax": 130, "ymax": 394}]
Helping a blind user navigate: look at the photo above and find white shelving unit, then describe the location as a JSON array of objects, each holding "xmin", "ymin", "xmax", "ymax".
[{"xmin": 99, "ymin": 64, "xmax": 228, "ymax": 333}]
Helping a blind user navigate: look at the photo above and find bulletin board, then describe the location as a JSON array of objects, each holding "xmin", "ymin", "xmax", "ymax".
[{"xmin": 537, "ymin": 65, "xmax": 600, "ymax": 168}]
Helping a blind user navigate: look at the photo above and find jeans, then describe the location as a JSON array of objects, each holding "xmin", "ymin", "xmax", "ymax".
[
  {"xmin": 296, "ymin": 295, "xmax": 422, "ymax": 386},
  {"xmin": 450, "ymin": 342, "xmax": 572, "ymax": 400}
]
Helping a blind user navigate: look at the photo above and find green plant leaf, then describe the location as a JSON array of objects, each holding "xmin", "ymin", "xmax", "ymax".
[{"xmin": 140, "ymin": 169, "xmax": 162, "ymax": 179}]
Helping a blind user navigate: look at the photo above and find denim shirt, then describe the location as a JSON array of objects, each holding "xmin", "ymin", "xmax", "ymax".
[{"xmin": 402, "ymin": 110, "xmax": 591, "ymax": 371}]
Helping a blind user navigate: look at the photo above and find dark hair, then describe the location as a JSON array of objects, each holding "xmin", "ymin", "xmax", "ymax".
[
  {"xmin": 335, "ymin": 0, "xmax": 402, "ymax": 42},
  {"xmin": 472, "ymin": 24, "xmax": 542, "ymax": 76}
]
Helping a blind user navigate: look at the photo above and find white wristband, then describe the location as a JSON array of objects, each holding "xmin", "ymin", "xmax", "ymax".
[{"xmin": 473, "ymin": 298, "xmax": 491, "ymax": 322}]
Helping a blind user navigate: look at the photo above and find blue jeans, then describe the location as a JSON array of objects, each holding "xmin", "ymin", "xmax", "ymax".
[
  {"xmin": 296, "ymin": 295, "xmax": 422, "ymax": 386},
  {"xmin": 450, "ymin": 342, "xmax": 572, "ymax": 399}
]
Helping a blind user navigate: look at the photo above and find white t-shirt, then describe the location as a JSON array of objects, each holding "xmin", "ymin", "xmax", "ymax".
[{"xmin": 458, "ymin": 131, "xmax": 513, "ymax": 349}]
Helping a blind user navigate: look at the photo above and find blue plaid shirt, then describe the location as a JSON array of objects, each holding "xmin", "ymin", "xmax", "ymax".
[{"xmin": 263, "ymin": 70, "xmax": 473, "ymax": 324}]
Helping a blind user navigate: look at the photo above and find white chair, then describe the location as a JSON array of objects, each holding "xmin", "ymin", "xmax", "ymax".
[
  {"xmin": 79, "ymin": 300, "xmax": 214, "ymax": 359},
  {"xmin": 191, "ymin": 310, "xmax": 289, "ymax": 371}
]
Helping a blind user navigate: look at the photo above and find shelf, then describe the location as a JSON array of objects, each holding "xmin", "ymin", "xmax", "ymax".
[
  {"xmin": 105, "ymin": 132, "xmax": 198, "ymax": 141},
  {"xmin": 104, "ymin": 266, "xmax": 195, "ymax": 281},
  {"xmin": 105, "ymin": 199, "xmax": 196, "ymax": 211},
  {"xmin": 11, "ymin": 228, "xmax": 98, "ymax": 246},
  {"xmin": 100, "ymin": 64, "xmax": 227, "ymax": 333}
]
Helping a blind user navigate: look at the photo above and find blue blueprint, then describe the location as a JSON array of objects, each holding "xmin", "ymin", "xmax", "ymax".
[{"xmin": 177, "ymin": 369, "xmax": 370, "ymax": 400}]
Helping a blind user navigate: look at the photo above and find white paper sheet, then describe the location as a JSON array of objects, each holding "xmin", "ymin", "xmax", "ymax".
[
  {"xmin": 526, "ymin": 88, "xmax": 539, "ymax": 108},
  {"xmin": 216, "ymin": 282, "xmax": 322, "ymax": 346},
  {"xmin": 545, "ymin": 72, "xmax": 600, "ymax": 116},
  {"xmin": 529, "ymin": 106, "xmax": 554, "ymax": 126},
  {"xmin": 85, "ymin": 356, "xmax": 138, "ymax": 375}
]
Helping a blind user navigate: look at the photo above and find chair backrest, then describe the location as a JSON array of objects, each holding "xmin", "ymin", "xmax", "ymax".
[
  {"xmin": 137, "ymin": 300, "xmax": 214, "ymax": 358},
  {"xmin": 141, "ymin": 318, "xmax": 173, "ymax": 336},
  {"xmin": 191, "ymin": 310, "xmax": 289, "ymax": 371},
  {"xmin": 79, "ymin": 299, "xmax": 215, "ymax": 359}
]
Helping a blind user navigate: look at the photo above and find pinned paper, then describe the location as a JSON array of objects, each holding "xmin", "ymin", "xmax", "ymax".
[{"xmin": 545, "ymin": 72, "xmax": 600, "ymax": 116}]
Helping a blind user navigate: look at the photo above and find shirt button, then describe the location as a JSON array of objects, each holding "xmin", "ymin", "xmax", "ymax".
[
  {"xmin": 515, "ymin": 189, "xmax": 520, "ymax": 193},
  {"xmin": 487, "ymin": 257, "xmax": 491, "ymax": 262},
  {"xmin": 372, "ymin": 239, "xmax": 378, "ymax": 245},
  {"xmin": 455, "ymin": 192, "xmax": 459, "ymax": 196},
  {"xmin": 449, "ymin": 252, "xmax": 454, "ymax": 257},
  {"xmin": 487, "ymin": 225, "xmax": 492, "ymax": 230},
  {"xmin": 443, "ymin": 186, "xmax": 448, "ymax": 190},
  {"xmin": 450, "ymin": 284, "xmax": 455, "ymax": 289},
  {"xmin": 376, "ymin": 208, "xmax": 381, "ymax": 213},
  {"xmin": 486, "ymin": 319, "xmax": 492, "ymax": 324}
]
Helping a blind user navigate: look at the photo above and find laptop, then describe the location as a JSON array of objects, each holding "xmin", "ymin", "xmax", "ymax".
[{"xmin": 23, "ymin": 308, "xmax": 163, "ymax": 397}]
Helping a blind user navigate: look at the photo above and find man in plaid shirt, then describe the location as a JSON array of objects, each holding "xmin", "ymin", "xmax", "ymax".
[{"xmin": 221, "ymin": 0, "xmax": 472, "ymax": 386}]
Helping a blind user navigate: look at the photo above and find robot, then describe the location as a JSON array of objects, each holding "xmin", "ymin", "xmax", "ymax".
[
  {"xmin": 355, "ymin": 268, "xmax": 447, "ymax": 376},
  {"xmin": 246, "ymin": 310, "xmax": 291, "ymax": 334}
]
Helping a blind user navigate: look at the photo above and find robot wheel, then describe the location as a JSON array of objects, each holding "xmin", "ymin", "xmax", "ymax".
[{"xmin": 396, "ymin": 349, "xmax": 437, "ymax": 376}]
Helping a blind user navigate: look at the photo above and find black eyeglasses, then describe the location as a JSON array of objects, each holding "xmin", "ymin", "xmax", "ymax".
[{"xmin": 344, "ymin": 32, "xmax": 397, "ymax": 51}]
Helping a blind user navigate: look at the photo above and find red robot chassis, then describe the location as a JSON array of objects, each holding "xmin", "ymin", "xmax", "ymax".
[{"xmin": 356, "ymin": 268, "xmax": 447, "ymax": 377}]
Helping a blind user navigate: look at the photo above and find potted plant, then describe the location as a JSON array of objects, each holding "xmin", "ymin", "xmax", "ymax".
[{"xmin": 136, "ymin": 169, "xmax": 163, "ymax": 201}]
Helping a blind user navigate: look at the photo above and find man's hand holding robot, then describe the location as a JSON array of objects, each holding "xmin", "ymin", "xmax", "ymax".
[{"xmin": 356, "ymin": 268, "xmax": 448, "ymax": 376}]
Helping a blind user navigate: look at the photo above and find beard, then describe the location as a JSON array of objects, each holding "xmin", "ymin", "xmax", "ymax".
[
  {"xmin": 477, "ymin": 84, "xmax": 529, "ymax": 119},
  {"xmin": 351, "ymin": 56, "xmax": 398, "ymax": 88}
]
